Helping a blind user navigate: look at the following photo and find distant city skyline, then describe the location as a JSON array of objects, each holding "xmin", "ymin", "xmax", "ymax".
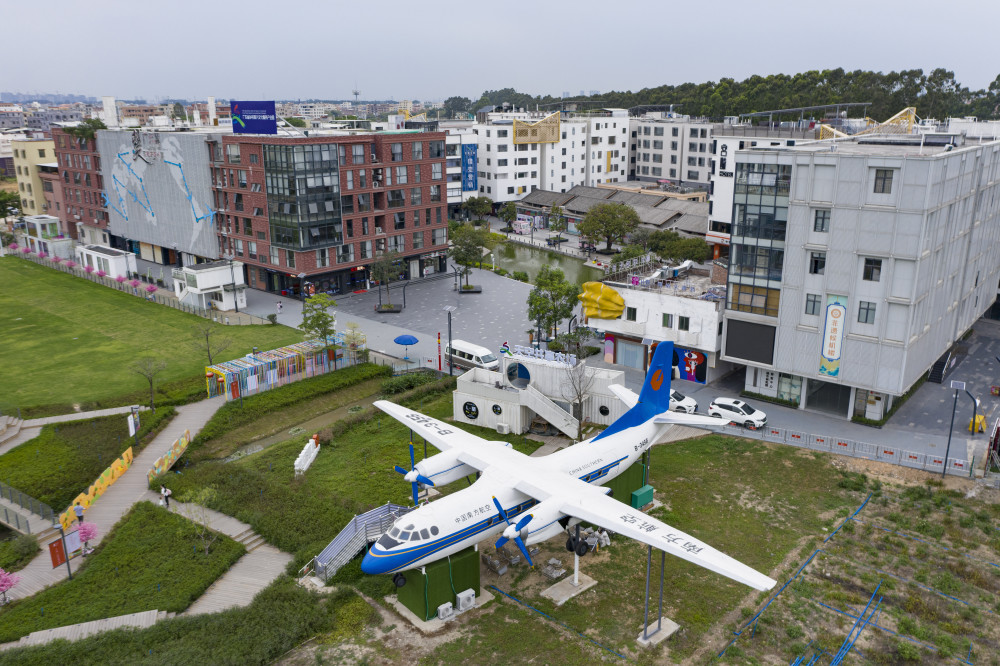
[{"xmin": 5, "ymin": 0, "xmax": 999, "ymax": 104}]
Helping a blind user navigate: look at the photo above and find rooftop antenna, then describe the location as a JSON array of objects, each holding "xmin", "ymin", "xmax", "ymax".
[{"xmin": 352, "ymin": 83, "xmax": 361, "ymax": 105}]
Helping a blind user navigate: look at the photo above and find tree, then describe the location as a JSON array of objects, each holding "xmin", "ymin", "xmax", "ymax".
[
  {"xmin": 300, "ymin": 293, "xmax": 338, "ymax": 350},
  {"xmin": 577, "ymin": 203, "xmax": 640, "ymax": 252},
  {"xmin": 498, "ymin": 202, "xmax": 517, "ymax": 230},
  {"xmin": 561, "ymin": 361, "xmax": 597, "ymax": 441},
  {"xmin": 0, "ymin": 568, "xmax": 20, "ymax": 605},
  {"xmin": 628, "ymin": 227, "xmax": 653, "ymax": 250},
  {"xmin": 611, "ymin": 244, "xmax": 648, "ymax": 265},
  {"xmin": 648, "ymin": 230, "xmax": 712, "ymax": 263},
  {"xmin": 548, "ymin": 205, "xmax": 567, "ymax": 235},
  {"xmin": 130, "ymin": 357, "xmax": 167, "ymax": 412},
  {"xmin": 527, "ymin": 266, "xmax": 578, "ymax": 339},
  {"xmin": 343, "ymin": 322, "xmax": 367, "ymax": 363},
  {"xmin": 370, "ymin": 250, "xmax": 403, "ymax": 306},
  {"xmin": 191, "ymin": 322, "xmax": 232, "ymax": 366},
  {"xmin": 78, "ymin": 522, "xmax": 98, "ymax": 556},
  {"xmin": 449, "ymin": 224, "xmax": 494, "ymax": 287},
  {"xmin": 171, "ymin": 102, "xmax": 186, "ymax": 122},
  {"xmin": 463, "ymin": 196, "xmax": 492, "ymax": 222},
  {"xmin": 0, "ymin": 191, "xmax": 21, "ymax": 218},
  {"xmin": 65, "ymin": 118, "xmax": 106, "ymax": 142},
  {"xmin": 179, "ymin": 487, "xmax": 221, "ymax": 555},
  {"xmin": 285, "ymin": 117, "xmax": 307, "ymax": 128},
  {"xmin": 443, "ymin": 96, "xmax": 472, "ymax": 118}
]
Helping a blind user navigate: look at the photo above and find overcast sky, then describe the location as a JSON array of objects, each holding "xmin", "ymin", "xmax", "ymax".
[{"xmin": 6, "ymin": 0, "xmax": 998, "ymax": 103}]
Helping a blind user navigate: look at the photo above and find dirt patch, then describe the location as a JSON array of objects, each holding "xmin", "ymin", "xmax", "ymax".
[{"xmin": 828, "ymin": 455, "xmax": 983, "ymax": 493}]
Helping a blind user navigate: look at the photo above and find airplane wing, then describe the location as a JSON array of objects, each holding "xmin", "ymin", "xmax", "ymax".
[
  {"xmin": 558, "ymin": 489, "xmax": 776, "ymax": 591},
  {"xmin": 608, "ymin": 384, "xmax": 638, "ymax": 408},
  {"xmin": 373, "ymin": 399, "xmax": 497, "ymax": 471},
  {"xmin": 653, "ymin": 413, "xmax": 729, "ymax": 428}
]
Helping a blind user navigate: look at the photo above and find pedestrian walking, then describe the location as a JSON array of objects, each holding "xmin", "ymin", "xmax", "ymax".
[
  {"xmin": 161, "ymin": 485, "xmax": 171, "ymax": 508},
  {"xmin": 276, "ymin": 300, "xmax": 283, "ymax": 316},
  {"xmin": 73, "ymin": 502, "xmax": 84, "ymax": 525}
]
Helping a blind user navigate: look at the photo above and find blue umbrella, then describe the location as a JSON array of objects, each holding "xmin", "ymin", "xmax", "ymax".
[{"xmin": 394, "ymin": 334, "xmax": 419, "ymax": 360}]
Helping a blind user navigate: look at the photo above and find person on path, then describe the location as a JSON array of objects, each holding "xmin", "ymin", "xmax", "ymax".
[
  {"xmin": 73, "ymin": 503, "xmax": 84, "ymax": 525},
  {"xmin": 276, "ymin": 300, "xmax": 283, "ymax": 316},
  {"xmin": 161, "ymin": 485, "xmax": 170, "ymax": 509}
]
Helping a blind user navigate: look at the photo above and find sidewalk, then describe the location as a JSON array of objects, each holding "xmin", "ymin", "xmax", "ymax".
[{"xmin": 9, "ymin": 397, "xmax": 225, "ymax": 600}]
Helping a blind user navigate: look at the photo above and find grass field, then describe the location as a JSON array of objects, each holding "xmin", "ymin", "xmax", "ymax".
[
  {"xmin": 0, "ymin": 501, "xmax": 244, "ymax": 643},
  {"xmin": 0, "ymin": 256, "xmax": 301, "ymax": 411},
  {"xmin": 0, "ymin": 408, "xmax": 176, "ymax": 510}
]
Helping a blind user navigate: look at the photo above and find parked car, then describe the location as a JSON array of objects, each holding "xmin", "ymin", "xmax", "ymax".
[
  {"xmin": 708, "ymin": 398, "xmax": 767, "ymax": 429},
  {"xmin": 669, "ymin": 389, "xmax": 698, "ymax": 414}
]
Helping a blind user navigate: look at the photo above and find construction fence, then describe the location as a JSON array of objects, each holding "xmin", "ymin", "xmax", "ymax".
[{"xmin": 715, "ymin": 423, "xmax": 973, "ymax": 477}]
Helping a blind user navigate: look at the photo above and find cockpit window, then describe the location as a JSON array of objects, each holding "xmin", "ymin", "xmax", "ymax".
[
  {"xmin": 389, "ymin": 528, "xmax": 400, "ymax": 538},
  {"xmin": 409, "ymin": 532, "xmax": 421, "ymax": 541},
  {"xmin": 399, "ymin": 532, "xmax": 411, "ymax": 540},
  {"xmin": 420, "ymin": 529, "xmax": 430, "ymax": 539},
  {"xmin": 377, "ymin": 534, "xmax": 399, "ymax": 549}
]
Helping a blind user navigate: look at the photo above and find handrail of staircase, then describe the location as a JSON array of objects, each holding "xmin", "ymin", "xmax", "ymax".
[{"xmin": 0, "ymin": 481, "xmax": 55, "ymax": 524}]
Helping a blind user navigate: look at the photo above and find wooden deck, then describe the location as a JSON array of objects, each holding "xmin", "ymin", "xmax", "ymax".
[
  {"xmin": 184, "ymin": 545, "xmax": 292, "ymax": 615},
  {"xmin": 0, "ymin": 609, "xmax": 172, "ymax": 651}
]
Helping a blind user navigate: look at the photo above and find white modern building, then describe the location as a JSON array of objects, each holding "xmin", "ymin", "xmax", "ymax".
[
  {"xmin": 453, "ymin": 348, "xmax": 626, "ymax": 438},
  {"xmin": 172, "ymin": 259, "xmax": 247, "ymax": 312},
  {"xmin": 629, "ymin": 114, "xmax": 714, "ymax": 187},
  {"xmin": 76, "ymin": 243, "xmax": 137, "ymax": 276},
  {"xmin": 721, "ymin": 132, "xmax": 1000, "ymax": 419},
  {"xmin": 15, "ymin": 214, "xmax": 73, "ymax": 258},
  {"xmin": 473, "ymin": 110, "xmax": 630, "ymax": 203}
]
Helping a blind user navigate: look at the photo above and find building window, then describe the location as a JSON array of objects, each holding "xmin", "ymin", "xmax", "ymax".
[
  {"xmin": 431, "ymin": 163, "xmax": 442, "ymax": 180},
  {"xmin": 226, "ymin": 144, "xmax": 241, "ymax": 164},
  {"xmin": 678, "ymin": 316, "xmax": 690, "ymax": 331},
  {"xmin": 345, "ymin": 170, "xmax": 353, "ymax": 190},
  {"xmin": 858, "ymin": 301, "xmax": 876, "ymax": 324},
  {"xmin": 286, "ymin": 250, "xmax": 295, "ymax": 268},
  {"xmin": 662, "ymin": 313, "xmax": 672, "ymax": 328},
  {"xmin": 625, "ymin": 307, "xmax": 637, "ymax": 322},
  {"xmin": 249, "ymin": 153, "xmax": 258, "ymax": 164},
  {"xmin": 316, "ymin": 248, "xmax": 330, "ymax": 268},
  {"xmin": 805, "ymin": 293, "xmax": 821, "ymax": 316},
  {"xmin": 352, "ymin": 144, "xmax": 365, "ymax": 164},
  {"xmin": 430, "ymin": 185, "xmax": 441, "ymax": 202},
  {"xmin": 390, "ymin": 143, "xmax": 403, "ymax": 162},
  {"xmin": 429, "ymin": 141, "xmax": 445, "ymax": 158},
  {"xmin": 863, "ymin": 258, "xmax": 882, "ymax": 282},
  {"xmin": 395, "ymin": 166, "xmax": 407, "ymax": 185},
  {"xmin": 814, "ymin": 209, "xmax": 830, "ymax": 232},
  {"xmin": 874, "ymin": 168, "xmax": 893, "ymax": 194},
  {"xmin": 809, "ymin": 252, "xmax": 826, "ymax": 275},
  {"xmin": 412, "ymin": 231, "xmax": 424, "ymax": 249},
  {"xmin": 387, "ymin": 189, "xmax": 405, "ymax": 208},
  {"xmin": 411, "ymin": 142, "xmax": 423, "ymax": 160}
]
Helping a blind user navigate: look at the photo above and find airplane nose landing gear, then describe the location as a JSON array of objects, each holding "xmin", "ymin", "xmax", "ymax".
[{"xmin": 392, "ymin": 572, "xmax": 407, "ymax": 588}]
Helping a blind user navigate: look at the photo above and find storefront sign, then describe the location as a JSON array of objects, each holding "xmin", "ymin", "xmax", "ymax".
[
  {"xmin": 510, "ymin": 344, "xmax": 576, "ymax": 366},
  {"xmin": 819, "ymin": 296, "xmax": 847, "ymax": 377},
  {"xmin": 461, "ymin": 144, "xmax": 478, "ymax": 191}
]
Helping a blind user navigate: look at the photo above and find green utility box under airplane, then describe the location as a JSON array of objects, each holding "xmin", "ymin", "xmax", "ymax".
[
  {"xmin": 397, "ymin": 545, "xmax": 480, "ymax": 621},
  {"xmin": 601, "ymin": 459, "xmax": 650, "ymax": 508}
]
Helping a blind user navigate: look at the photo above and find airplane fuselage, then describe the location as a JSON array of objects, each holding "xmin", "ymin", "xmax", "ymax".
[{"xmin": 362, "ymin": 417, "xmax": 665, "ymax": 575}]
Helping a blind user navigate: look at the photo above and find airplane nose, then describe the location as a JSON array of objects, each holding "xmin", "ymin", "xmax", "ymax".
[{"xmin": 361, "ymin": 547, "xmax": 387, "ymax": 575}]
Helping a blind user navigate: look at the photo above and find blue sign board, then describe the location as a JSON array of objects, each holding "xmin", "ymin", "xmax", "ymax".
[
  {"xmin": 231, "ymin": 100, "xmax": 277, "ymax": 135},
  {"xmin": 461, "ymin": 144, "xmax": 478, "ymax": 192}
]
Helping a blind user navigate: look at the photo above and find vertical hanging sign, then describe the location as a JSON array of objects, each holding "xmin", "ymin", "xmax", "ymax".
[
  {"xmin": 461, "ymin": 144, "xmax": 478, "ymax": 191},
  {"xmin": 819, "ymin": 296, "xmax": 847, "ymax": 377}
]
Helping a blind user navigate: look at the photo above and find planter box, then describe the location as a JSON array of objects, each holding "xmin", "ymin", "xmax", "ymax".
[
  {"xmin": 375, "ymin": 304, "xmax": 403, "ymax": 313},
  {"xmin": 458, "ymin": 286, "xmax": 482, "ymax": 294}
]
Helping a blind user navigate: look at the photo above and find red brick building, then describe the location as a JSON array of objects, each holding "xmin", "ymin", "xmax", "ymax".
[
  {"xmin": 214, "ymin": 131, "xmax": 450, "ymax": 295},
  {"xmin": 51, "ymin": 127, "xmax": 108, "ymax": 243}
]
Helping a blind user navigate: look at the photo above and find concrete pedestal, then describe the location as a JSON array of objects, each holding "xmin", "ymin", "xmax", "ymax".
[
  {"xmin": 636, "ymin": 617, "xmax": 679, "ymax": 647},
  {"xmin": 388, "ymin": 587, "xmax": 494, "ymax": 634},
  {"xmin": 540, "ymin": 572, "xmax": 597, "ymax": 606}
]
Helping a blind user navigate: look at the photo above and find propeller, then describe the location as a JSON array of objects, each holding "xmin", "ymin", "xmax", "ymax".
[
  {"xmin": 394, "ymin": 442, "xmax": 434, "ymax": 506},
  {"xmin": 492, "ymin": 496, "xmax": 534, "ymax": 567}
]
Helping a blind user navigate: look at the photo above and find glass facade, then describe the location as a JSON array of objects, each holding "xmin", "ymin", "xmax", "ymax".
[
  {"xmin": 727, "ymin": 163, "xmax": 791, "ymax": 317},
  {"xmin": 263, "ymin": 143, "xmax": 343, "ymax": 250}
]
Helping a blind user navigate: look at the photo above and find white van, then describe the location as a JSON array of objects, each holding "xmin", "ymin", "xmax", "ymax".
[{"xmin": 445, "ymin": 340, "xmax": 499, "ymax": 372}]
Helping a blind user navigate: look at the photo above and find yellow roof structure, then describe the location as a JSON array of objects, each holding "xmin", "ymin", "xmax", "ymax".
[
  {"xmin": 818, "ymin": 107, "xmax": 918, "ymax": 141},
  {"xmin": 514, "ymin": 112, "xmax": 560, "ymax": 144}
]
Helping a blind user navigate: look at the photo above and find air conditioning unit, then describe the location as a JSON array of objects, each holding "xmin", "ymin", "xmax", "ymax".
[
  {"xmin": 437, "ymin": 602, "xmax": 454, "ymax": 620},
  {"xmin": 375, "ymin": 227, "xmax": 383, "ymax": 235},
  {"xmin": 496, "ymin": 423, "xmax": 509, "ymax": 435},
  {"xmin": 455, "ymin": 589, "xmax": 476, "ymax": 612}
]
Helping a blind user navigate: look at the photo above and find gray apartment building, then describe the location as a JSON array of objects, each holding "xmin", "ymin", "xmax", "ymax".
[{"xmin": 721, "ymin": 134, "xmax": 1000, "ymax": 420}]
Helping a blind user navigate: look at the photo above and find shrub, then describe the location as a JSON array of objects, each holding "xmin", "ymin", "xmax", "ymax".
[
  {"xmin": 511, "ymin": 271, "xmax": 529, "ymax": 282},
  {"xmin": 0, "ymin": 408, "xmax": 177, "ymax": 509},
  {"xmin": 381, "ymin": 372, "xmax": 439, "ymax": 395},
  {"xmin": 493, "ymin": 267, "xmax": 509, "ymax": 276},
  {"xmin": 191, "ymin": 363, "xmax": 392, "ymax": 448},
  {"xmin": 0, "ymin": 534, "xmax": 39, "ymax": 572},
  {"xmin": 266, "ymin": 313, "xmax": 278, "ymax": 325},
  {"xmin": 896, "ymin": 640, "xmax": 923, "ymax": 662},
  {"xmin": 0, "ymin": 502, "xmax": 244, "ymax": 643}
]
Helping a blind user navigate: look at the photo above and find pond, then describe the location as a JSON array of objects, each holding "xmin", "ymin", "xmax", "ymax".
[{"xmin": 494, "ymin": 241, "xmax": 603, "ymax": 286}]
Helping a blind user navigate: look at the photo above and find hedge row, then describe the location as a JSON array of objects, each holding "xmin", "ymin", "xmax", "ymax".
[{"xmin": 192, "ymin": 363, "xmax": 391, "ymax": 446}]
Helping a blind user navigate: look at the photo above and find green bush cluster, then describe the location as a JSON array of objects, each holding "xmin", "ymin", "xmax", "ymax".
[
  {"xmin": 0, "ymin": 408, "xmax": 177, "ymax": 509},
  {"xmin": 380, "ymin": 372, "xmax": 439, "ymax": 395},
  {"xmin": 0, "ymin": 502, "xmax": 244, "ymax": 643},
  {"xmin": 493, "ymin": 267, "xmax": 509, "ymax": 276},
  {"xmin": 191, "ymin": 363, "xmax": 391, "ymax": 447},
  {"xmin": 511, "ymin": 271, "xmax": 529, "ymax": 282},
  {"xmin": 0, "ymin": 581, "xmax": 372, "ymax": 666},
  {"xmin": 0, "ymin": 533, "xmax": 39, "ymax": 572},
  {"xmin": 739, "ymin": 390, "xmax": 800, "ymax": 409}
]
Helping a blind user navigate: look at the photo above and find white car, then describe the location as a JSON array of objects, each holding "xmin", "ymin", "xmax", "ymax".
[
  {"xmin": 708, "ymin": 398, "xmax": 767, "ymax": 429},
  {"xmin": 669, "ymin": 389, "xmax": 698, "ymax": 414}
]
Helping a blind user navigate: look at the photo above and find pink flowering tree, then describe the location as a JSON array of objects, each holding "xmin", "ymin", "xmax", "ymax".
[
  {"xmin": 20, "ymin": 246, "xmax": 30, "ymax": 254},
  {"xmin": 97, "ymin": 269, "xmax": 107, "ymax": 277},
  {"xmin": 65, "ymin": 260, "xmax": 77, "ymax": 269},
  {"xmin": 145, "ymin": 284, "xmax": 158, "ymax": 294},
  {"xmin": 129, "ymin": 279, "xmax": 141, "ymax": 288},
  {"xmin": 116, "ymin": 275, "xmax": 126, "ymax": 283},
  {"xmin": 6, "ymin": 243, "xmax": 16, "ymax": 250},
  {"xmin": 52, "ymin": 256, "xmax": 62, "ymax": 263},
  {"xmin": 84, "ymin": 265, "xmax": 95, "ymax": 273},
  {"xmin": 78, "ymin": 522, "xmax": 98, "ymax": 556},
  {"xmin": 0, "ymin": 569, "xmax": 20, "ymax": 605},
  {"xmin": 37, "ymin": 251, "xmax": 48, "ymax": 259}
]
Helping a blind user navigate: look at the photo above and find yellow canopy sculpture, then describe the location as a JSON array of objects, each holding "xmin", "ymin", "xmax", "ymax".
[{"xmin": 578, "ymin": 282, "xmax": 625, "ymax": 319}]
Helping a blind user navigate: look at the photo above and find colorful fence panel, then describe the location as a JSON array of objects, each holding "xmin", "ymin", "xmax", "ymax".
[
  {"xmin": 147, "ymin": 429, "xmax": 192, "ymax": 483},
  {"xmin": 58, "ymin": 447, "xmax": 133, "ymax": 530}
]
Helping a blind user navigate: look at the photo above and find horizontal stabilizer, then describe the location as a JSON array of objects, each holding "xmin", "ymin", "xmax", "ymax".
[
  {"xmin": 653, "ymin": 413, "xmax": 727, "ymax": 428},
  {"xmin": 608, "ymin": 384, "xmax": 639, "ymax": 408}
]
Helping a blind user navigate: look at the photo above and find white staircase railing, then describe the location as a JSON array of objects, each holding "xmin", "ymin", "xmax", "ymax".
[
  {"xmin": 311, "ymin": 503, "xmax": 414, "ymax": 581},
  {"xmin": 520, "ymin": 385, "xmax": 579, "ymax": 438}
]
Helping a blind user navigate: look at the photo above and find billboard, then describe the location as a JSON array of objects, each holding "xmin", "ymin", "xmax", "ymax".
[
  {"xmin": 98, "ymin": 130, "xmax": 220, "ymax": 258},
  {"xmin": 461, "ymin": 144, "xmax": 477, "ymax": 192},
  {"xmin": 231, "ymin": 100, "xmax": 277, "ymax": 135},
  {"xmin": 819, "ymin": 296, "xmax": 848, "ymax": 377}
]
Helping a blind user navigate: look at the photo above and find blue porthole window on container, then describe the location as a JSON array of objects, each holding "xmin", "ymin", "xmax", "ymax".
[{"xmin": 463, "ymin": 402, "xmax": 479, "ymax": 419}]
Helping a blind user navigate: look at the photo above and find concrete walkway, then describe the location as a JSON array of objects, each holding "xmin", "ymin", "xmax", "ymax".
[
  {"xmin": 23, "ymin": 405, "xmax": 144, "ymax": 427},
  {"xmin": 8, "ymin": 398, "xmax": 225, "ymax": 601}
]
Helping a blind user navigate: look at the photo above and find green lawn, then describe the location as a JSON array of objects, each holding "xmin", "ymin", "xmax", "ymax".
[
  {"xmin": 0, "ymin": 501, "xmax": 244, "ymax": 643},
  {"xmin": 0, "ymin": 257, "xmax": 301, "ymax": 411},
  {"xmin": 0, "ymin": 408, "xmax": 176, "ymax": 510}
]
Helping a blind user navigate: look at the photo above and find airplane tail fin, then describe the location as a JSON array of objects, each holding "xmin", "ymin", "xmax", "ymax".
[{"xmin": 637, "ymin": 341, "xmax": 673, "ymax": 412}]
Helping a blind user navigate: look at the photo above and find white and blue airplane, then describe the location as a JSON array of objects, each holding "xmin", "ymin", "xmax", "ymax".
[{"xmin": 361, "ymin": 341, "xmax": 776, "ymax": 592}]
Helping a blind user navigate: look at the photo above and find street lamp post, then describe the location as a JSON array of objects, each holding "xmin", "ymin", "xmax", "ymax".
[
  {"xmin": 297, "ymin": 272, "xmax": 307, "ymax": 302},
  {"xmin": 443, "ymin": 305, "xmax": 456, "ymax": 376},
  {"xmin": 223, "ymin": 254, "xmax": 240, "ymax": 313},
  {"xmin": 489, "ymin": 253, "xmax": 494, "ymax": 271}
]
